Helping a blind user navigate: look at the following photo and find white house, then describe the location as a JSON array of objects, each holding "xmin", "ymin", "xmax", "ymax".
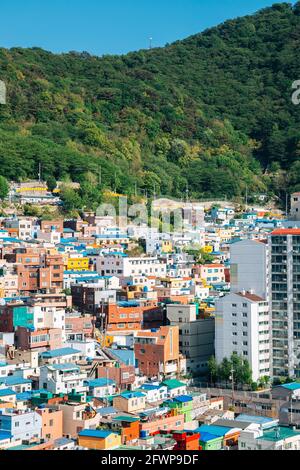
[
  {"xmin": 239, "ymin": 425, "xmax": 300, "ymax": 451},
  {"xmin": 39, "ymin": 364, "xmax": 88, "ymax": 395},
  {"xmin": 96, "ymin": 254, "xmax": 167, "ymax": 278}
]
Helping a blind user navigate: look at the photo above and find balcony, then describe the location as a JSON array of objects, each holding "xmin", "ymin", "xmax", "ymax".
[{"xmin": 164, "ymin": 362, "xmax": 178, "ymax": 374}]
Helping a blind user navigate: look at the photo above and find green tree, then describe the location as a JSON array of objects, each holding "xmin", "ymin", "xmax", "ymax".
[
  {"xmin": 60, "ymin": 186, "xmax": 82, "ymax": 212},
  {"xmin": 46, "ymin": 176, "xmax": 57, "ymax": 192},
  {"xmin": 0, "ymin": 176, "xmax": 9, "ymax": 200},
  {"xmin": 208, "ymin": 356, "xmax": 219, "ymax": 384}
]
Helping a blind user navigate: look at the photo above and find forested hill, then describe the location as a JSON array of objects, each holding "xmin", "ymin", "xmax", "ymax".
[{"xmin": 0, "ymin": 2, "xmax": 300, "ymax": 205}]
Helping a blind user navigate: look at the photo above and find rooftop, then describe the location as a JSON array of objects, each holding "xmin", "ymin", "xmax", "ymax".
[
  {"xmin": 78, "ymin": 429, "xmax": 116, "ymax": 439},
  {"xmin": 258, "ymin": 426, "xmax": 300, "ymax": 442},
  {"xmin": 40, "ymin": 347, "xmax": 81, "ymax": 359}
]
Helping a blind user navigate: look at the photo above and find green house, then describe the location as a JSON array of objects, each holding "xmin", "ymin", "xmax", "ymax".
[
  {"xmin": 199, "ymin": 432, "xmax": 223, "ymax": 450},
  {"xmin": 162, "ymin": 395, "xmax": 193, "ymax": 423}
]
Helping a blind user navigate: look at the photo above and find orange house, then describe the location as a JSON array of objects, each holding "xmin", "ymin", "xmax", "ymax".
[
  {"xmin": 111, "ymin": 416, "xmax": 140, "ymax": 444},
  {"xmin": 36, "ymin": 407, "xmax": 63, "ymax": 441}
]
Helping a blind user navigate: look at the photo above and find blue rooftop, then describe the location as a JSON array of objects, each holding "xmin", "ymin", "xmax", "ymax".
[
  {"xmin": 16, "ymin": 392, "xmax": 33, "ymax": 401},
  {"xmin": 78, "ymin": 429, "xmax": 115, "ymax": 439},
  {"xmin": 140, "ymin": 384, "xmax": 165, "ymax": 391},
  {"xmin": 0, "ymin": 388, "xmax": 16, "ymax": 398},
  {"xmin": 96, "ymin": 406, "xmax": 117, "ymax": 416},
  {"xmin": 0, "ymin": 377, "xmax": 32, "ymax": 386},
  {"xmin": 0, "ymin": 431, "xmax": 11, "ymax": 441},
  {"xmin": 280, "ymin": 382, "xmax": 300, "ymax": 391},
  {"xmin": 117, "ymin": 301, "xmax": 139, "ymax": 308},
  {"xmin": 85, "ymin": 378, "xmax": 115, "ymax": 388},
  {"xmin": 49, "ymin": 364, "xmax": 80, "ymax": 372},
  {"xmin": 109, "ymin": 348, "xmax": 135, "ymax": 367},
  {"xmin": 197, "ymin": 425, "xmax": 234, "ymax": 437},
  {"xmin": 40, "ymin": 348, "xmax": 81, "ymax": 358},
  {"xmin": 120, "ymin": 391, "xmax": 145, "ymax": 400},
  {"xmin": 173, "ymin": 395, "xmax": 193, "ymax": 403},
  {"xmin": 199, "ymin": 431, "xmax": 222, "ymax": 442},
  {"xmin": 236, "ymin": 414, "xmax": 275, "ymax": 425}
]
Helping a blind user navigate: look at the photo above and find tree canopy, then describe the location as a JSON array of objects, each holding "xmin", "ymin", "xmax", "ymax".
[{"xmin": 0, "ymin": 3, "xmax": 300, "ymax": 203}]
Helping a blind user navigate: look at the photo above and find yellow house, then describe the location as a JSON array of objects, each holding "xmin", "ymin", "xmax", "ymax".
[
  {"xmin": 67, "ymin": 257, "xmax": 89, "ymax": 271},
  {"xmin": 78, "ymin": 430, "xmax": 121, "ymax": 450},
  {"xmin": 161, "ymin": 240, "xmax": 173, "ymax": 253}
]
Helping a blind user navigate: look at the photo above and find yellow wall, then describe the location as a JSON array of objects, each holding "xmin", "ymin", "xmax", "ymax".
[
  {"xmin": 67, "ymin": 258, "xmax": 89, "ymax": 271},
  {"xmin": 78, "ymin": 433, "xmax": 121, "ymax": 450}
]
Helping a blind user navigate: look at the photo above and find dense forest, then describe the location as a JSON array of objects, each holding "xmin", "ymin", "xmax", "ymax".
[{"xmin": 0, "ymin": 2, "xmax": 300, "ymax": 205}]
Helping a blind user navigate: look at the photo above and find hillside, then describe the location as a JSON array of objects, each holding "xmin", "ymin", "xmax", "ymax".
[{"xmin": 0, "ymin": 2, "xmax": 300, "ymax": 208}]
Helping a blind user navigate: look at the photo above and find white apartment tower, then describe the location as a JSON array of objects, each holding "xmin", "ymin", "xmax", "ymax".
[
  {"xmin": 215, "ymin": 292, "xmax": 270, "ymax": 381},
  {"xmin": 215, "ymin": 239, "xmax": 270, "ymax": 382}
]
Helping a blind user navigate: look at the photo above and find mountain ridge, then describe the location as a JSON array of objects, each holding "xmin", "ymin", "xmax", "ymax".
[{"xmin": 0, "ymin": 2, "xmax": 299, "ymax": 208}]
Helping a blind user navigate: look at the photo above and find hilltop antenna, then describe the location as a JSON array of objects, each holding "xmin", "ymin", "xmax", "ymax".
[{"xmin": 149, "ymin": 37, "xmax": 153, "ymax": 50}]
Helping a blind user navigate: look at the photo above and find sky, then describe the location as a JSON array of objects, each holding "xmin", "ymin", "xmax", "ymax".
[{"xmin": 0, "ymin": 0, "xmax": 289, "ymax": 56}]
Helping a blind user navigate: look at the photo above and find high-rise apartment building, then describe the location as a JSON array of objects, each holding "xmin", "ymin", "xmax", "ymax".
[{"xmin": 270, "ymin": 229, "xmax": 300, "ymax": 379}]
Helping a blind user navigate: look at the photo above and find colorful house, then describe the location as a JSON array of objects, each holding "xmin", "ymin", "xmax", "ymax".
[
  {"xmin": 67, "ymin": 257, "xmax": 89, "ymax": 272},
  {"xmin": 197, "ymin": 424, "xmax": 241, "ymax": 448},
  {"xmin": 172, "ymin": 430, "xmax": 200, "ymax": 451},
  {"xmin": 199, "ymin": 431, "xmax": 223, "ymax": 450},
  {"xmin": 113, "ymin": 391, "xmax": 146, "ymax": 413},
  {"xmin": 111, "ymin": 415, "xmax": 140, "ymax": 444},
  {"xmin": 78, "ymin": 429, "xmax": 121, "ymax": 450},
  {"xmin": 161, "ymin": 379, "xmax": 187, "ymax": 398},
  {"xmin": 162, "ymin": 395, "xmax": 193, "ymax": 423}
]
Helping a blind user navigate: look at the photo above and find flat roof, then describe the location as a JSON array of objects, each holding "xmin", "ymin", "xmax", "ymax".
[{"xmin": 258, "ymin": 426, "xmax": 300, "ymax": 442}]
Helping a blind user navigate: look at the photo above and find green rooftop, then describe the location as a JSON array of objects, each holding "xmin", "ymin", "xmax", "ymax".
[
  {"xmin": 113, "ymin": 416, "xmax": 139, "ymax": 423},
  {"xmin": 258, "ymin": 427, "xmax": 300, "ymax": 442},
  {"xmin": 162, "ymin": 379, "xmax": 186, "ymax": 390}
]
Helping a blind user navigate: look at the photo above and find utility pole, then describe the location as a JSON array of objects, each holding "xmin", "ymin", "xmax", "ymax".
[
  {"xmin": 290, "ymin": 394, "xmax": 293, "ymax": 427},
  {"xmin": 286, "ymin": 192, "xmax": 289, "ymax": 218},
  {"xmin": 114, "ymin": 172, "xmax": 117, "ymax": 194},
  {"xmin": 230, "ymin": 366, "xmax": 235, "ymax": 408},
  {"xmin": 186, "ymin": 183, "xmax": 189, "ymax": 203},
  {"xmin": 245, "ymin": 186, "xmax": 248, "ymax": 212},
  {"xmin": 149, "ymin": 37, "xmax": 153, "ymax": 50},
  {"xmin": 38, "ymin": 163, "xmax": 42, "ymax": 183}
]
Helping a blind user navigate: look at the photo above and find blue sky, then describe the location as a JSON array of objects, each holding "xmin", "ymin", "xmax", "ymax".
[{"xmin": 0, "ymin": 0, "xmax": 288, "ymax": 56}]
